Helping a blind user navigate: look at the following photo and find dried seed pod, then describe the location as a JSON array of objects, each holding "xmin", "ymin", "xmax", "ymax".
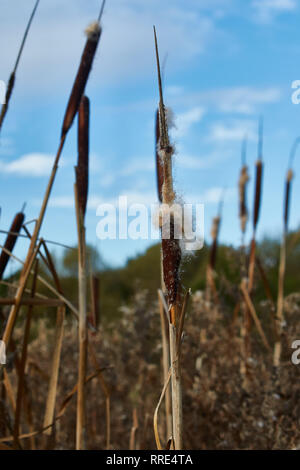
[
  {"xmin": 239, "ymin": 165, "xmax": 249, "ymax": 234},
  {"xmin": 162, "ymin": 219, "xmax": 182, "ymax": 307},
  {"xmin": 210, "ymin": 216, "xmax": 220, "ymax": 271},
  {"xmin": 284, "ymin": 169, "xmax": 293, "ymax": 231},
  {"xmin": 61, "ymin": 22, "xmax": 101, "ymax": 138},
  {"xmin": 76, "ymin": 96, "xmax": 90, "ymax": 219},
  {"xmin": 155, "ymin": 109, "xmax": 163, "ymax": 203},
  {"xmin": 0, "ymin": 211, "xmax": 25, "ymax": 279},
  {"xmin": 253, "ymin": 159, "xmax": 263, "ymax": 231}
]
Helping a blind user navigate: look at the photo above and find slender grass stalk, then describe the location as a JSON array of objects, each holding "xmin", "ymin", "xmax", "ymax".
[
  {"xmin": 243, "ymin": 118, "xmax": 264, "ymax": 374},
  {"xmin": 43, "ymin": 305, "xmax": 65, "ymax": 446},
  {"xmin": 88, "ymin": 341, "xmax": 111, "ymax": 450},
  {"xmin": 158, "ymin": 291, "xmax": 172, "ymax": 440},
  {"xmin": 13, "ymin": 260, "xmax": 39, "ymax": 447},
  {"xmin": 1, "ymin": 4, "xmax": 105, "ymax": 350},
  {"xmin": 206, "ymin": 193, "xmax": 224, "ymax": 302},
  {"xmin": 274, "ymin": 138, "xmax": 299, "ymax": 366},
  {"xmin": 0, "ymin": 0, "xmax": 40, "ymax": 132}
]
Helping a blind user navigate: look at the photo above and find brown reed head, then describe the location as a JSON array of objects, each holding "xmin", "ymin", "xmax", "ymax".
[
  {"xmin": 155, "ymin": 109, "xmax": 164, "ymax": 203},
  {"xmin": 61, "ymin": 18, "xmax": 102, "ymax": 139},
  {"xmin": 0, "ymin": 211, "xmax": 25, "ymax": 279},
  {"xmin": 76, "ymin": 96, "xmax": 90, "ymax": 219},
  {"xmin": 161, "ymin": 220, "xmax": 182, "ymax": 308},
  {"xmin": 238, "ymin": 138, "xmax": 249, "ymax": 234},
  {"xmin": 253, "ymin": 159, "xmax": 263, "ymax": 231},
  {"xmin": 284, "ymin": 169, "xmax": 293, "ymax": 231}
]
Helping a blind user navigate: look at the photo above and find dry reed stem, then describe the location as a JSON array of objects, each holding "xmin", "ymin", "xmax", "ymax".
[
  {"xmin": 0, "ymin": 0, "xmax": 40, "ymax": 132},
  {"xmin": 88, "ymin": 340, "xmax": 111, "ymax": 450},
  {"xmin": 129, "ymin": 408, "xmax": 139, "ymax": 450},
  {"xmin": 274, "ymin": 168, "xmax": 294, "ymax": 366},
  {"xmin": 14, "ymin": 260, "xmax": 39, "ymax": 446},
  {"xmin": 158, "ymin": 291, "xmax": 172, "ymax": 441},
  {"xmin": 43, "ymin": 306, "xmax": 65, "ymax": 439},
  {"xmin": 1, "ymin": 239, "xmax": 42, "ymax": 348},
  {"xmin": 74, "ymin": 182, "xmax": 88, "ymax": 450},
  {"xmin": 240, "ymin": 279, "xmax": 271, "ymax": 352}
]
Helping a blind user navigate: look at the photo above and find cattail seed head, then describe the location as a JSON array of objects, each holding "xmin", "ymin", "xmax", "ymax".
[
  {"xmin": 155, "ymin": 109, "xmax": 163, "ymax": 203},
  {"xmin": 0, "ymin": 211, "xmax": 25, "ymax": 279},
  {"xmin": 61, "ymin": 22, "xmax": 101, "ymax": 138},
  {"xmin": 162, "ymin": 219, "xmax": 181, "ymax": 307},
  {"xmin": 253, "ymin": 159, "xmax": 263, "ymax": 230},
  {"xmin": 284, "ymin": 169, "xmax": 293, "ymax": 231},
  {"xmin": 76, "ymin": 96, "xmax": 90, "ymax": 219},
  {"xmin": 239, "ymin": 165, "xmax": 249, "ymax": 233}
]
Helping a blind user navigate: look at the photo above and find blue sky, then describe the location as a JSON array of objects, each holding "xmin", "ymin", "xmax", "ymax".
[{"xmin": 1, "ymin": 0, "xmax": 300, "ymax": 269}]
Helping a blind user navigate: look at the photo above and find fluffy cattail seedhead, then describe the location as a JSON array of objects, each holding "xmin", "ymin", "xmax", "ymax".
[
  {"xmin": 76, "ymin": 96, "xmax": 90, "ymax": 219},
  {"xmin": 61, "ymin": 22, "xmax": 101, "ymax": 138},
  {"xmin": 0, "ymin": 211, "xmax": 25, "ymax": 279}
]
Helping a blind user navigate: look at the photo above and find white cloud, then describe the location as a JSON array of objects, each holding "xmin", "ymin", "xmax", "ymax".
[
  {"xmin": 167, "ymin": 86, "xmax": 281, "ymax": 115},
  {"xmin": 188, "ymin": 186, "xmax": 235, "ymax": 205},
  {"xmin": 1, "ymin": 153, "xmax": 55, "ymax": 176},
  {"xmin": 171, "ymin": 107, "xmax": 205, "ymax": 138},
  {"xmin": 252, "ymin": 0, "xmax": 297, "ymax": 23},
  {"xmin": 208, "ymin": 119, "xmax": 257, "ymax": 142}
]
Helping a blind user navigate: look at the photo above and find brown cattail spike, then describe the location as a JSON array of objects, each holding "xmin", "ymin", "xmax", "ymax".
[
  {"xmin": 0, "ymin": 211, "xmax": 25, "ymax": 279},
  {"xmin": 253, "ymin": 159, "xmax": 263, "ymax": 231},
  {"xmin": 284, "ymin": 169, "xmax": 293, "ymax": 231},
  {"xmin": 61, "ymin": 20, "xmax": 102, "ymax": 138},
  {"xmin": 239, "ymin": 138, "xmax": 249, "ymax": 235},
  {"xmin": 155, "ymin": 109, "xmax": 163, "ymax": 203},
  {"xmin": 76, "ymin": 96, "xmax": 90, "ymax": 219}
]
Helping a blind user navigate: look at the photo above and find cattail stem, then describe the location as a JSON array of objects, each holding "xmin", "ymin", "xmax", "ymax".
[
  {"xmin": 0, "ymin": 0, "xmax": 40, "ymax": 132},
  {"xmin": 158, "ymin": 291, "xmax": 172, "ymax": 441},
  {"xmin": 274, "ymin": 169, "xmax": 293, "ymax": 367},
  {"xmin": 74, "ymin": 183, "xmax": 88, "ymax": 450},
  {"xmin": 43, "ymin": 305, "xmax": 65, "ymax": 443},
  {"xmin": 169, "ymin": 319, "xmax": 182, "ymax": 450},
  {"xmin": 13, "ymin": 260, "xmax": 39, "ymax": 446}
]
